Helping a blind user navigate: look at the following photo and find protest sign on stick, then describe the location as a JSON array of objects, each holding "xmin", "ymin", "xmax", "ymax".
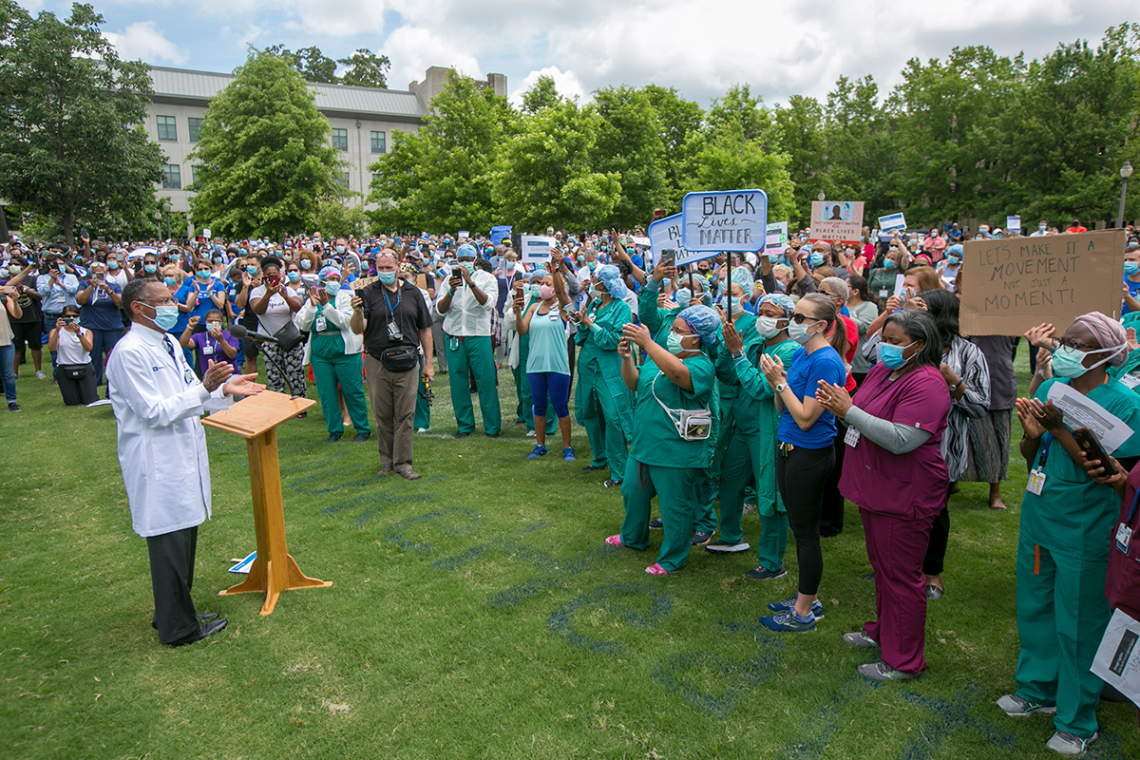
[
  {"xmin": 648, "ymin": 213, "xmax": 687, "ymax": 266},
  {"xmin": 490, "ymin": 226, "xmax": 512, "ymax": 246},
  {"xmin": 766, "ymin": 222, "xmax": 788, "ymax": 256},
  {"xmin": 959, "ymin": 229, "xmax": 1126, "ymax": 336},
  {"xmin": 680, "ymin": 190, "xmax": 768, "ymax": 255},
  {"xmin": 878, "ymin": 212, "xmax": 906, "ymax": 234},
  {"xmin": 520, "ymin": 235, "xmax": 556, "ymax": 263},
  {"xmin": 810, "ymin": 201, "xmax": 865, "ymax": 244}
]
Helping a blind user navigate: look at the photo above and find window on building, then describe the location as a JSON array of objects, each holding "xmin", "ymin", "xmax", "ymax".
[
  {"xmin": 188, "ymin": 118, "xmax": 203, "ymax": 143},
  {"xmin": 370, "ymin": 131, "xmax": 386, "ymax": 154},
  {"xmin": 331, "ymin": 128, "xmax": 349, "ymax": 151},
  {"xmin": 162, "ymin": 164, "xmax": 181, "ymax": 189},
  {"xmin": 157, "ymin": 115, "xmax": 177, "ymax": 142}
]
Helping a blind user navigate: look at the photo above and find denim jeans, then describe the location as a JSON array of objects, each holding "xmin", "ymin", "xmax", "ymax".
[{"xmin": 0, "ymin": 343, "xmax": 16, "ymax": 402}]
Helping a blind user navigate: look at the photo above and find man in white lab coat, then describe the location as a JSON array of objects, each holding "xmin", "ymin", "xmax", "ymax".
[{"xmin": 107, "ymin": 280, "xmax": 265, "ymax": 646}]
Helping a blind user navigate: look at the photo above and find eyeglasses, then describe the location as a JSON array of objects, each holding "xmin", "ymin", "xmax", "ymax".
[
  {"xmin": 1051, "ymin": 337, "xmax": 1097, "ymax": 352},
  {"xmin": 140, "ymin": 297, "xmax": 176, "ymax": 306},
  {"xmin": 790, "ymin": 313, "xmax": 820, "ymax": 324}
]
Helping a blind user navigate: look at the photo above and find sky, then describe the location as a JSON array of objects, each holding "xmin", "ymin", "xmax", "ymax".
[{"xmin": 17, "ymin": 0, "xmax": 1138, "ymax": 108}]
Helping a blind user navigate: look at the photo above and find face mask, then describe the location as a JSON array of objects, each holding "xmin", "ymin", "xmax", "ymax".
[
  {"xmin": 461, "ymin": 261, "xmax": 475, "ymax": 274},
  {"xmin": 377, "ymin": 271, "xmax": 397, "ymax": 285},
  {"xmin": 163, "ymin": 276, "xmax": 176, "ymax": 286},
  {"xmin": 810, "ymin": 252, "xmax": 825, "ymax": 267},
  {"xmin": 756, "ymin": 316, "xmax": 784, "ymax": 339},
  {"xmin": 946, "ymin": 255, "xmax": 960, "ymax": 266},
  {"xmin": 206, "ymin": 322, "xmax": 222, "ymax": 333},
  {"xmin": 593, "ymin": 286, "xmax": 607, "ymax": 300},
  {"xmin": 788, "ymin": 319, "xmax": 821, "ymax": 345},
  {"xmin": 506, "ymin": 262, "xmax": 516, "ymax": 271},
  {"xmin": 336, "ymin": 245, "xmax": 346, "ymax": 254},
  {"xmin": 539, "ymin": 285, "xmax": 555, "ymax": 300},
  {"xmin": 675, "ymin": 288, "xmax": 692, "ymax": 306},
  {"xmin": 299, "ymin": 259, "xmax": 311, "ymax": 270},
  {"xmin": 325, "ymin": 282, "xmax": 341, "ymax": 297},
  {"xmin": 145, "ymin": 303, "xmax": 179, "ymax": 331},
  {"xmin": 107, "ymin": 261, "xmax": 119, "ymax": 270},
  {"xmin": 246, "ymin": 265, "xmax": 258, "ymax": 276},
  {"xmin": 878, "ymin": 340, "xmax": 917, "ymax": 370},
  {"xmin": 144, "ymin": 264, "xmax": 158, "ymax": 274},
  {"xmin": 1039, "ymin": 225, "xmax": 1047, "ymax": 231},
  {"xmin": 8, "ymin": 266, "xmax": 21, "ymax": 276},
  {"xmin": 1126, "ymin": 262, "xmax": 1139, "ymax": 277},
  {"xmin": 587, "ymin": 262, "xmax": 597, "ymax": 271},
  {"xmin": 214, "ymin": 257, "xmax": 223, "ymax": 264},
  {"xmin": 883, "ymin": 259, "xmax": 897, "ymax": 270},
  {"xmin": 196, "ymin": 269, "xmax": 211, "ymax": 279},
  {"xmin": 1052, "ymin": 344, "xmax": 1125, "ymax": 378},
  {"xmin": 667, "ymin": 331, "xmax": 697, "ymax": 355},
  {"xmin": 286, "ymin": 271, "xmax": 300, "ymax": 282}
]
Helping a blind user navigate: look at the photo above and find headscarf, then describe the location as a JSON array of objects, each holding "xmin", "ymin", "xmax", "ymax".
[
  {"xmin": 678, "ymin": 305, "xmax": 719, "ymax": 346},
  {"xmin": 758, "ymin": 293, "xmax": 796, "ymax": 319},
  {"xmin": 595, "ymin": 264, "xmax": 628, "ymax": 300},
  {"xmin": 1072, "ymin": 312, "xmax": 1129, "ymax": 367},
  {"xmin": 318, "ymin": 265, "xmax": 341, "ymax": 281}
]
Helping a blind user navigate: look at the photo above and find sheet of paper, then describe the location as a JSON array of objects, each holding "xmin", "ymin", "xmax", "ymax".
[
  {"xmin": 1091, "ymin": 608, "xmax": 1140, "ymax": 708},
  {"xmin": 228, "ymin": 551, "xmax": 256, "ymax": 574},
  {"xmin": 1046, "ymin": 382, "xmax": 1132, "ymax": 454},
  {"xmin": 893, "ymin": 274, "xmax": 906, "ymax": 299}
]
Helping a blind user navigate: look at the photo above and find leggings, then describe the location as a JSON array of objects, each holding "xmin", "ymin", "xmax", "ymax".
[
  {"xmin": 776, "ymin": 443, "xmax": 836, "ymax": 596},
  {"xmin": 527, "ymin": 371, "xmax": 570, "ymax": 418},
  {"xmin": 922, "ymin": 499, "xmax": 950, "ymax": 576}
]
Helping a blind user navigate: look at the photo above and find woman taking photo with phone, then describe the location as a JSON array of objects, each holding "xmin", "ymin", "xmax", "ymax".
[
  {"xmin": 816, "ymin": 310, "xmax": 951, "ymax": 681},
  {"xmin": 756, "ymin": 293, "xmax": 847, "ymax": 632},
  {"xmin": 249, "ymin": 256, "xmax": 307, "ymax": 402}
]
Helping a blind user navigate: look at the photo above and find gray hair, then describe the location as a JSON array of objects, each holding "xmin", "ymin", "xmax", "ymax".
[{"xmin": 819, "ymin": 276, "xmax": 848, "ymax": 303}]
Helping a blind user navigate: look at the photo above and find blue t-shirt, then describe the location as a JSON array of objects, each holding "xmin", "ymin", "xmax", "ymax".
[
  {"xmin": 176, "ymin": 277, "xmax": 225, "ymax": 323},
  {"xmin": 78, "ymin": 280, "xmax": 123, "ymax": 331},
  {"xmin": 777, "ymin": 344, "xmax": 846, "ymax": 449},
  {"xmin": 1123, "ymin": 276, "xmax": 1140, "ymax": 316}
]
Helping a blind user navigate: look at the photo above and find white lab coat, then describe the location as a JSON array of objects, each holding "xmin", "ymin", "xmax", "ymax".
[
  {"xmin": 437, "ymin": 269, "xmax": 498, "ymax": 337},
  {"xmin": 106, "ymin": 324, "xmax": 233, "ymax": 537},
  {"xmin": 296, "ymin": 288, "xmax": 362, "ymax": 364}
]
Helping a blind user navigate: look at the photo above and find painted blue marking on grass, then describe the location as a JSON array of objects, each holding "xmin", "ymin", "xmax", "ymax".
[
  {"xmin": 893, "ymin": 686, "xmax": 1017, "ymax": 760},
  {"xmin": 547, "ymin": 583, "xmax": 672, "ymax": 655},
  {"xmin": 488, "ymin": 545, "xmax": 623, "ymax": 607},
  {"xmin": 776, "ymin": 675, "xmax": 879, "ymax": 759},
  {"xmin": 652, "ymin": 650, "xmax": 778, "ymax": 719},
  {"xmin": 431, "ymin": 522, "xmax": 551, "ymax": 571},
  {"xmin": 384, "ymin": 508, "xmax": 480, "ymax": 553}
]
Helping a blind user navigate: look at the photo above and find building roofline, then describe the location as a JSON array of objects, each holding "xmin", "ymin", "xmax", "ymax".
[{"xmin": 147, "ymin": 64, "xmax": 420, "ymax": 97}]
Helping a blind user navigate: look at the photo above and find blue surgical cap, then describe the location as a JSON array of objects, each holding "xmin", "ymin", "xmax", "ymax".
[
  {"xmin": 729, "ymin": 266, "xmax": 753, "ymax": 295},
  {"xmin": 679, "ymin": 305, "xmax": 719, "ymax": 346},
  {"xmin": 759, "ymin": 293, "xmax": 796, "ymax": 318},
  {"xmin": 596, "ymin": 264, "xmax": 628, "ymax": 300},
  {"xmin": 947, "ymin": 244, "xmax": 964, "ymax": 257},
  {"xmin": 457, "ymin": 243, "xmax": 478, "ymax": 259}
]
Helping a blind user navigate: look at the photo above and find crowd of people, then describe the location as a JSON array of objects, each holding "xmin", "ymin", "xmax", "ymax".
[{"xmin": 3, "ymin": 217, "xmax": 1140, "ymax": 756}]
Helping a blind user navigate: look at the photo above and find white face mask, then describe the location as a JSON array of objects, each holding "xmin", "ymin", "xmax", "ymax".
[{"xmin": 756, "ymin": 316, "xmax": 785, "ymax": 339}]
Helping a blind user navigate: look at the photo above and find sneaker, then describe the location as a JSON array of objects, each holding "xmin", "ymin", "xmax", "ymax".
[
  {"xmin": 858, "ymin": 662, "xmax": 924, "ymax": 681},
  {"xmin": 7, "ymin": 402, "xmax": 19, "ymax": 412},
  {"xmin": 353, "ymin": 432, "xmax": 371, "ymax": 442},
  {"xmin": 34, "ymin": 371, "xmax": 46, "ymax": 379},
  {"xmin": 648, "ymin": 519, "xmax": 663, "ymax": 529},
  {"xmin": 842, "ymin": 631, "xmax": 880, "ymax": 649},
  {"xmin": 768, "ymin": 592, "xmax": 825, "ymax": 620},
  {"xmin": 744, "ymin": 565, "xmax": 787, "ymax": 580},
  {"xmin": 562, "ymin": 447, "xmax": 576, "ymax": 462},
  {"xmin": 602, "ymin": 480, "xmax": 621, "ymax": 488},
  {"xmin": 706, "ymin": 539, "xmax": 750, "ymax": 553},
  {"xmin": 1045, "ymin": 730, "xmax": 1097, "ymax": 756},
  {"xmin": 645, "ymin": 563, "xmax": 675, "ymax": 576},
  {"xmin": 690, "ymin": 531, "xmax": 714, "ymax": 546},
  {"xmin": 325, "ymin": 433, "xmax": 342, "ymax": 443},
  {"xmin": 416, "ymin": 427, "xmax": 428, "ymax": 433},
  {"xmin": 926, "ymin": 584, "xmax": 945, "ymax": 600},
  {"xmin": 996, "ymin": 693, "xmax": 1057, "ymax": 717},
  {"xmin": 581, "ymin": 465, "xmax": 603, "ymax": 472},
  {"xmin": 526, "ymin": 430, "xmax": 537, "ymax": 438},
  {"xmin": 759, "ymin": 609, "xmax": 816, "ymax": 632},
  {"xmin": 296, "ymin": 411, "xmax": 307, "ymax": 419},
  {"xmin": 605, "ymin": 534, "xmax": 623, "ymax": 547},
  {"xmin": 742, "ymin": 502, "xmax": 757, "ymax": 515},
  {"xmin": 527, "ymin": 444, "xmax": 548, "ymax": 460},
  {"xmin": 395, "ymin": 467, "xmax": 422, "ymax": 481}
]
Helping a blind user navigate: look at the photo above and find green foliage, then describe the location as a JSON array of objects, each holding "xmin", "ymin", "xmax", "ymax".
[
  {"xmin": 590, "ymin": 86, "xmax": 668, "ymax": 228},
  {"xmin": 683, "ymin": 119, "xmax": 795, "ymax": 224},
  {"xmin": 0, "ymin": 1, "xmax": 163, "ymax": 246},
  {"xmin": 521, "ymin": 74, "xmax": 563, "ymax": 114},
  {"xmin": 189, "ymin": 49, "xmax": 345, "ymax": 239},
  {"xmin": 642, "ymin": 85, "xmax": 706, "ymax": 210},
  {"xmin": 337, "ymin": 48, "xmax": 390, "ymax": 89},
  {"xmin": 265, "ymin": 44, "xmax": 390, "ymax": 89},
  {"xmin": 266, "ymin": 44, "xmax": 338, "ymax": 84},
  {"xmin": 309, "ymin": 198, "xmax": 369, "ymax": 240},
  {"xmin": 774, "ymin": 95, "xmax": 826, "ymax": 226}
]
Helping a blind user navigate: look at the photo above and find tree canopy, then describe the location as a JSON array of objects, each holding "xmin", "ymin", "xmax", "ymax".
[{"xmin": 265, "ymin": 44, "xmax": 391, "ymax": 89}]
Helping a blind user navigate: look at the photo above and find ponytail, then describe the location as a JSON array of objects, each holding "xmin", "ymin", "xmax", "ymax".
[{"xmin": 800, "ymin": 293, "xmax": 849, "ymax": 357}]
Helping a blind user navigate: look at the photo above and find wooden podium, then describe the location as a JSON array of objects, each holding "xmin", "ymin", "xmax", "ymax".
[{"xmin": 202, "ymin": 391, "xmax": 331, "ymax": 615}]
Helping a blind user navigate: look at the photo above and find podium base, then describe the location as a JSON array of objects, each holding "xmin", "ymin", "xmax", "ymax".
[{"xmin": 219, "ymin": 553, "xmax": 332, "ymax": 616}]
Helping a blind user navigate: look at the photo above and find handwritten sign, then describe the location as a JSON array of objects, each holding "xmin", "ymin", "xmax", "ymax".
[
  {"xmin": 878, "ymin": 212, "xmax": 907, "ymax": 233},
  {"xmin": 351, "ymin": 276, "xmax": 378, "ymax": 292},
  {"xmin": 680, "ymin": 190, "xmax": 768, "ymax": 254},
  {"xmin": 490, "ymin": 225, "xmax": 512, "ymax": 246},
  {"xmin": 766, "ymin": 222, "xmax": 788, "ymax": 255},
  {"xmin": 520, "ymin": 235, "xmax": 556, "ymax": 263},
  {"xmin": 959, "ymin": 229, "xmax": 1126, "ymax": 336},
  {"xmin": 809, "ymin": 201, "xmax": 864, "ymax": 244}
]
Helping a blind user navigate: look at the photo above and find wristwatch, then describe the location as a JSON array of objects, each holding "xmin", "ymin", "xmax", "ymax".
[
  {"xmin": 731, "ymin": 350, "xmax": 744, "ymax": 360},
  {"xmin": 775, "ymin": 382, "xmax": 787, "ymax": 393},
  {"xmin": 948, "ymin": 380, "xmax": 962, "ymax": 392}
]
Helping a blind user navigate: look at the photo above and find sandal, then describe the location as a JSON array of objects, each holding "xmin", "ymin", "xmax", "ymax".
[
  {"xmin": 605, "ymin": 535, "xmax": 623, "ymax": 547},
  {"xmin": 645, "ymin": 563, "xmax": 674, "ymax": 576}
]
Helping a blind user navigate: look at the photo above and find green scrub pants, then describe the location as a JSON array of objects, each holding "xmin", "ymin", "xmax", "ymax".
[
  {"xmin": 718, "ymin": 429, "xmax": 788, "ymax": 569},
  {"xmin": 310, "ymin": 335, "xmax": 370, "ymax": 437},
  {"xmin": 414, "ymin": 357, "xmax": 431, "ymax": 430},
  {"xmin": 445, "ymin": 335, "xmax": 501, "ymax": 436},
  {"xmin": 1014, "ymin": 537, "xmax": 1111, "ymax": 739},
  {"xmin": 579, "ymin": 362, "xmax": 627, "ymax": 483},
  {"xmin": 619, "ymin": 457, "xmax": 701, "ymax": 572}
]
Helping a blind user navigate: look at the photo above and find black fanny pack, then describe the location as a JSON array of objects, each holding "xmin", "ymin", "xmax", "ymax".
[{"xmin": 372, "ymin": 345, "xmax": 418, "ymax": 372}]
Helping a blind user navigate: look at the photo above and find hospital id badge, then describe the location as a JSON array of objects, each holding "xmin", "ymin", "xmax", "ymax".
[
  {"xmin": 1121, "ymin": 373, "xmax": 1140, "ymax": 390},
  {"xmin": 844, "ymin": 426, "xmax": 861, "ymax": 448},
  {"xmin": 1026, "ymin": 469, "xmax": 1046, "ymax": 495},
  {"xmin": 388, "ymin": 321, "xmax": 403, "ymax": 341},
  {"xmin": 1116, "ymin": 522, "xmax": 1133, "ymax": 554},
  {"xmin": 314, "ymin": 314, "xmax": 327, "ymax": 332},
  {"xmin": 202, "ymin": 343, "xmax": 214, "ymax": 356}
]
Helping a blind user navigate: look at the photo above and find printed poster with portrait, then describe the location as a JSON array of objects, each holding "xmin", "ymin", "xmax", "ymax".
[{"xmin": 809, "ymin": 201, "xmax": 864, "ymax": 244}]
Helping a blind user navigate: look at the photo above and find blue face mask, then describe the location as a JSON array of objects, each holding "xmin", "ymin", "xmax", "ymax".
[
  {"xmin": 377, "ymin": 271, "xmax": 396, "ymax": 285},
  {"xmin": 1126, "ymin": 262, "xmax": 1139, "ymax": 277},
  {"xmin": 878, "ymin": 340, "xmax": 917, "ymax": 370},
  {"xmin": 675, "ymin": 288, "xmax": 692, "ymax": 306},
  {"xmin": 214, "ymin": 257, "xmax": 223, "ymax": 264},
  {"xmin": 810, "ymin": 252, "xmax": 825, "ymax": 267},
  {"xmin": 300, "ymin": 259, "xmax": 311, "ymax": 270},
  {"xmin": 286, "ymin": 271, "xmax": 300, "ymax": 282},
  {"xmin": 246, "ymin": 265, "xmax": 258, "ymax": 276},
  {"xmin": 144, "ymin": 264, "xmax": 157, "ymax": 274},
  {"xmin": 163, "ymin": 276, "xmax": 176, "ymax": 287},
  {"xmin": 946, "ymin": 255, "xmax": 960, "ymax": 266},
  {"xmin": 883, "ymin": 259, "xmax": 897, "ymax": 269},
  {"xmin": 336, "ymin": 245, "xmax": 346, "ymax": 254},
  {"xmin": 325, "ymin": 282, "xmax": 341, "ymax": 297},
  {"xmin": 146, "ymin": 303, "xmax": 179, "ymax": 331}
]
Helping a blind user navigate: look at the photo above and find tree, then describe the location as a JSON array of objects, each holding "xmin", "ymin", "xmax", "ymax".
[
  {"xmin": 496, "ymin": 100, "xmax": 621, "ymax": 230},
  {"xmin": 590, "ymin": 86, "xmax": 667, "ymax": 228},
  {"xmin": 265, "ymin": 45, "xmax": 339, "ymax": 84},
  {"xmin": 338, "ymin": 49, "xmax": 390, "ymax": 89},
  {"xmin": 189, "ymin": 50, "xmax": 345, "ymax": 239},
  {"xmin": 0, "ymin": 1, "xmax": 164, "ymax": 246},
  {"xmin": 774, "ymin": 95, "xmax": 825, "ymax": 226},
  {"xmin": 683, "ymin": 119, "xmax": 795, "ymax": 225},
  {"xmin": 369, "ymin": 69, "xmax": 516, "ymax": 232},
  {"xmin": 706, "ymin": 84, "xmax": 780, "ymax": 150},
  {"xmin": 641, "ymin": 85, "xmax": 705, "ymax": 210},
  {"xmin": 521, "ymin": 75, "xmax": 563, "ymax": 113},
  {"xmin": 821, "ymin": 75, "xmax": 900, "ymax": 221}
]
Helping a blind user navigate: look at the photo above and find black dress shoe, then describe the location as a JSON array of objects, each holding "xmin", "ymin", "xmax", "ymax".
[
  {"xmin": 581, "ymin": 465, "xmax": 602, "ymax": 472},
  {"xmin": 353, "ymin": 431, "xmax": 371, "ymax": 442},
  {"xmin": 153, "ymin": 612, "xmax": 219, "ymax": 630},
  {"xmin": 454, "ymin": 432, "xmax": 471, "ymax": 439},
  {"xmin": 168, "ymin": 617, "xmax": 228, "ymax": 647}
]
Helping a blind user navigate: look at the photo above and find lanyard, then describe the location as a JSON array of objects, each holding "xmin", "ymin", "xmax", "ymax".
[
  {"xmin": 1128, "ymin": 486, "xmax": 1140, "ymax": 525},
  {"xmin": 1036, "ymin": 432, "xmax": 1053, "ymax": 471},
  {"xmin": 383, "ymin": 283, "xmax": 400, "ymax": 320}
]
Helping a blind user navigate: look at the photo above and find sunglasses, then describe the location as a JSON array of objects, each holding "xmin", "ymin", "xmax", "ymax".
[{"xmin": 790, "ymin": 313, "xmax": 820, "ymax": 324}]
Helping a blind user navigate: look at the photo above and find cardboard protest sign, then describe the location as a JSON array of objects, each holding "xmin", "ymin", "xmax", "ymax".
[
  {"xmin": 203, "ymin": 228, "xmax": 212, "ymax": 239},
  {"xmin": 490, "ymin": 225, "xmax": 512, "ymax": 246},
  {"xmin": 351, "ymin": 276, "xmax": 378, "ymax": 292},
  {"xmin": 766, "ymin": 222, "xmax": 788, "ymax": 255},
  {"xmin": 959, "ymin": 229, "xmax": 1126, "ymax": 336},
  {"xmin": 878, "ymin": 212, "xmax": 907, "ymax": 233},
  {"xmin": 1006, "ymin": 216, "xmax": 1021, "ymax": 234},
  {"xmin": 681, "ymin": 190, "xmax": 768, "ymax": 254},
  {"xmin": 809, "ymin": 201, "xmax": 864, "ymax": 244},
  {"xmin": 631, "ymin": 236, "xmax": 650, "ymax": 247},
  {"xmin": 520, "ymin": 235, "xmax": 556, "ymax": 263}
]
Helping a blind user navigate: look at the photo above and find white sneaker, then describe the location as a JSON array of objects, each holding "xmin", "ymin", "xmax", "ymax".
[
  {"xmin": 1045, "ymin": 730, "xmax": 1096, "ymax": 756},
  {"xmin": 34, "ymin": 371, "xmax": 46, "ymax": 379},
  {"xmin": 416, "ymin": 427, "xmax": 428, "ymax": 433},
  {"xmin": 526, "ymin": 430, "xmax": 537, "ymax": 438},
  {"xmin": 996, "ymin": 693, "xmax": 1057, "ymax": 717}
]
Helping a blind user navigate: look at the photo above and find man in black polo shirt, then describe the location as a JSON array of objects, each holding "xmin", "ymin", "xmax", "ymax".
[{"xmin": 350, "ymin": 250, "xmax": 433, "ymax": 480}]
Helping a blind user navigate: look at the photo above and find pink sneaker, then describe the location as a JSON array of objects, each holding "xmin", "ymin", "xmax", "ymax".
[
  {"xmin": 605, "ymin": 535, "xmax": 624, "ymax": 547},
  {"xmin": 645, "ymin": 563, "xmax": 674, "ymax": 576}
]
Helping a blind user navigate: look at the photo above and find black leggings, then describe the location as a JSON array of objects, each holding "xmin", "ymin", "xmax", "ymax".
[
  {"xmin": 923, "ymin": 500, "xmax": 950, "ymax": 576},
  {"xmin": 776, "ymin": 443, "xmax": 836, "ymax": 596}
]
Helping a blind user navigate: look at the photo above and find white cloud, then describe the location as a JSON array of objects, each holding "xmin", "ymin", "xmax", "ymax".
[
  {"xmin": 277, "ymin": 0, "xmax": 389, "ymax": 37},
  {"xmin": 379, "ymin": 25, "xmax": 483, "ymax": 90},
  {"xmin": 509, "ymin": 66, "xmax": 588, "ymax": 108},
  {"xmin": 104, "ymin": 21, "xmax": 188, "ymax": 65}
]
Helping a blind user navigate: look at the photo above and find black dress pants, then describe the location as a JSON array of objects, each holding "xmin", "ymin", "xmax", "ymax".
[{"xmin": 147, "ymin": 526, "xmax": 199, "ymax": 644}]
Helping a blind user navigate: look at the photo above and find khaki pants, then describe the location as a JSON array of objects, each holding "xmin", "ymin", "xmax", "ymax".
[{"xmin": 364, "ymin": 354, "xmax": 418, "ymax": 470}]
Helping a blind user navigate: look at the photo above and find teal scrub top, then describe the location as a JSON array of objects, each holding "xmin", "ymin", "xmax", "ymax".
[{"xmin": 630, "ymin": 352, "xmax": 715, "ymax": 469}]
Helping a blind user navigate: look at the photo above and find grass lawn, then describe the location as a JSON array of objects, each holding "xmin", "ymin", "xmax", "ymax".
[{"xmin": 2, "ymin": 346, "xmax": 1138, "ymax": 760}]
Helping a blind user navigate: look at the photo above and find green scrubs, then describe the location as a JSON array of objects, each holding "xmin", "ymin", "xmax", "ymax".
[
  {"xmin": 619, "ymin": 352, "xmax": 716, "ymax": 571},
  {"xmin": 309, "ymin": 323, "xmax": 370, "ymax": 438},
  {"xmin": 445, "ymin": 334, "xmax": 501, "ymax": 436},
  {"xmin": 1015, "ymin": 377, "xmax": 1140, "ymax": 739},
  {"xmin": 715, "ymin": 331, "xmax": 799, "ymax": 567},
  {"xmin": 574, "ymin": 297, "xmax": 634, "ymax": 481},
  {"xmin": 414, "ymin": 355, "xmax": 431, "ymax": 430}
]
